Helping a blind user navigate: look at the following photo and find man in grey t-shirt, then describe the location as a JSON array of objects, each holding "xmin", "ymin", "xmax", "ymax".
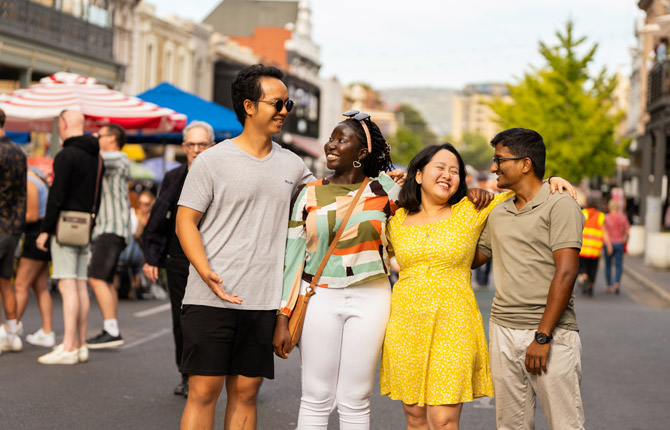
[
  {"xmin": 176, "ymin": 65, "xmax": 314, "ymax": 429},
  {"xmin": 473, "ymin": 128, "xmax": 585, "ymax": 430}
]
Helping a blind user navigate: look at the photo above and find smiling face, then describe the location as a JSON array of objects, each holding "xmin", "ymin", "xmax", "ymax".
[
  {"xmin": 246, "ymin": 77, "xmax": 290, "ymax": 136},
  {"xmin": 324, "ymin": 122, "xmax": 367, "ymax": 174},
  {"xmin": 490, "ymin": 142, "xmax": 526, "ymax": 190},
  {"xmin": 416, "ymin": 149, "xmax": 461, "ymax": 205}
]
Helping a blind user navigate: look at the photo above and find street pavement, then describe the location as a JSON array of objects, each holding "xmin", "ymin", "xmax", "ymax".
[{"xmin": 1, "ymin": 257, "xmax": 668, "ymax": 429}]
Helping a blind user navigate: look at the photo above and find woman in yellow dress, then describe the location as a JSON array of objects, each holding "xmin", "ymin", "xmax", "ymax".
[{"xmin": 380, "ymin": 143, "xmax": 570, "ymax": 429}]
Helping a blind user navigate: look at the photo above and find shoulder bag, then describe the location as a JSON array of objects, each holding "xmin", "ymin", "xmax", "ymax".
[
  {"xmin": 55, "ymin": 155, "xmax": 103, "ymax": 247},
  {"xmin": 287, "ymin": 177, "xmax": 370, "ymax": 352}
]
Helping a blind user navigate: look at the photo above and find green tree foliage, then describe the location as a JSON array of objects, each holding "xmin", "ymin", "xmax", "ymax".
[
  {"xmin": 453, "ymin": 132, "xmax": 494, "ymax": 171},
  {"xmin": 489, "ymin": 21, "xmax": 622, "ymax": 182},
  {"xmin": 389, "ymin": 104, "xmax": 438, "ymax": 167}
]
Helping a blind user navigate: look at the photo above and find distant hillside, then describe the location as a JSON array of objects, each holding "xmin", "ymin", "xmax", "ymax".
[{"xmin": 379, "ymin": 87, "xmax": 459, "ymax": 139}]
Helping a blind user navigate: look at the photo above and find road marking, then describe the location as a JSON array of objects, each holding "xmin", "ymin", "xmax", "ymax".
[
  {"xmin": 134, "ymin": 303, "xmax": 171, "ymax": 318},
  {"xmin": 119, "ymin": 328, "xmax": 171, "ymax": 350}
]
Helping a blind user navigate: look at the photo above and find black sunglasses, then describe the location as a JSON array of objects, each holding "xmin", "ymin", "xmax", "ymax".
[
  {"xmin": 258, "ymin": 99, "xmax": 294, "ymax": 113},
  {"xmin": 343, "ymin": 109, "xmax": 371, "ymax": 121}
]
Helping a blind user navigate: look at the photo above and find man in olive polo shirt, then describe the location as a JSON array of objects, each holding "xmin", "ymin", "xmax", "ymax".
[{"xmin": 474, "ymin": 128, "xmax": 585, "ymax": 430}]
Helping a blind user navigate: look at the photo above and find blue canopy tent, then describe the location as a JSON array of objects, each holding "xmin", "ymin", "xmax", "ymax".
[
  {"xmin": 129, "ymin": 82, "xmax": 243, "ymax": 143},
  {"xmin": 7, "ymin": 131, "xmax": 30, "ymax": 144}
]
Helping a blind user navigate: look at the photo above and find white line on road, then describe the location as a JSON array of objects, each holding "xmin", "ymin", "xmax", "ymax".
[
  {"xmin": 118, "ymin": 328, "xmax": 171, "ymax": 351},
  {"xmin": 134, "ymin": 303, "xmax": 172, "ymax": 318}
]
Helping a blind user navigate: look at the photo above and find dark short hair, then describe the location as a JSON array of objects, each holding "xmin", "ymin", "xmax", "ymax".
[
  {"xmin": 398, "ymin": 143, "xmax": 468, "ymax": 213},
  {"xmin": 102, "ymin": 123, "xmax": 127, "ymax": 150},
  {"xmin": 490, "ymin": 128, "xmax": 545, "ymax": 179},
  {"xmin": 0, "ymin": 108, "xmax": 5, "ymax": 129},
  {"xmin": 231, "ymin": 64, "xmax": 284, "ymax": 127}
]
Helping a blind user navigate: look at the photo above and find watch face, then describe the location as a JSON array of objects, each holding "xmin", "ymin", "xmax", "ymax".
[{"xmin": 535, "ymin": 333, "xmax": 548, "ymax": 344}]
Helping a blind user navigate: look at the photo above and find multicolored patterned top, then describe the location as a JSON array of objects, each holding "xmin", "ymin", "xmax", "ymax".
[{"xmin": 279, "ymin": 173, "xmax": 400, "ymax": 317}]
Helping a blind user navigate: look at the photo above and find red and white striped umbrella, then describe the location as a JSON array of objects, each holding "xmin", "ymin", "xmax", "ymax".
[{"xmin": 0, "ymin": 72, "xmax": 186, "ymax": 133}]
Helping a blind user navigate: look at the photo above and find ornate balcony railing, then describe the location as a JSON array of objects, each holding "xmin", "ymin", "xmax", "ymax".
[{"xmin": 0, "ymin": 0, "xmax": 113, "ymax": 62}]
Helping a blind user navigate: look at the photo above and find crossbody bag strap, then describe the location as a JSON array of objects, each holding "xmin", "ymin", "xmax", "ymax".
[
  {"xmin": 306, "ymin": 177, "xmax": 370, "ymax": 294},
  {"xmin": 91, "ymin": 154, "xmax": 103, "ymax": 215}
]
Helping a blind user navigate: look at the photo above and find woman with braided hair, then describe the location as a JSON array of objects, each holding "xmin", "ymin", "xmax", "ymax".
[{"xmin": 273, "ymin": 110, "xmax": 398, "ymax": 429}]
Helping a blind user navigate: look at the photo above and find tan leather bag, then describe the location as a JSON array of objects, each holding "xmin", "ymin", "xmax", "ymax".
[
  {"xmin": 55, "ymin": 155, "xmax": 102, "ymax": 247},
  {"xmin": 287, "ymin": 177, "xmax": 370, "ymax": 352}
]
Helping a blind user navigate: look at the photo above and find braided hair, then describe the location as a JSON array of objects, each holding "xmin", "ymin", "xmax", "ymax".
[{"xmin": 341, "ymin": 117, "xmax": 394, "ymax": 178}]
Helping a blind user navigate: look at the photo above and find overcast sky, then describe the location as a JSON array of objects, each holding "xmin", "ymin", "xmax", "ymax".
[{"xmin": 152, "ymin": 0, "xmax": 643, "ymax": 89}]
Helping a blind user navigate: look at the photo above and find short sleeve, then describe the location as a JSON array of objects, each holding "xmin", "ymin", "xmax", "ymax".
[
  {"xmin": 549, "ymin": 196, "xmax": 585, "ymax": 252},
  {"xmin": 477, "ymin": 220, "xmax": 492, "ymax": 259},
  {"xmin": 177, "ymin": 155, "xmax": 214, "ymax": 213}
]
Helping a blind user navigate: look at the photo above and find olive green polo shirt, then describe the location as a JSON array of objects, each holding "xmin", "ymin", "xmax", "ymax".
[{"xmin": 478, "ymin": 182, "xmax": 585, "ymax": 331}]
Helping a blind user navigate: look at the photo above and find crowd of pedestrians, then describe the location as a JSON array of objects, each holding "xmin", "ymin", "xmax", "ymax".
[{"xmin": 0, "ymin": 63, "xmax": 638, "ymax": 430}]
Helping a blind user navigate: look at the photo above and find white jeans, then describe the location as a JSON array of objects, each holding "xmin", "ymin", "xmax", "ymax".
[{"xmin": 297, "ymin": 277, "xmax": 391, "ymax": 430}]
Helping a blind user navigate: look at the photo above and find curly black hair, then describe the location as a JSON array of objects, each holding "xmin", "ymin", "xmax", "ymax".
[{"xmin": 341, "ymin": 117, "xmax": 394, "ymax": 178}]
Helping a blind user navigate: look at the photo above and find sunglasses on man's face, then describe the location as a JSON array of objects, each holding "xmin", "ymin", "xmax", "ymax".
[
  {"xmin": 258, "ymin": 99, "xmax": 294, "ymax": 113},
  {"xmin": 343, "ymin": 109, "xmax": 371, "ymax": 121}
]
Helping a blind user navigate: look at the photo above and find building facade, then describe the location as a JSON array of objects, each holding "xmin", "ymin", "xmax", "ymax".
[
  {"xmin": 128, "ymin": 2, "xmax": 214, "ymax": 99},
  {"xmin": 630, "ymin": 0, "xmax": 670, "ymax": 228},
  {"xmin": 451, "ymin": 83, "xmax": 510, "ymax": 143},
  {"xmin": 0, "ymin": 0, "xmax": 123, "ymax": 91}
]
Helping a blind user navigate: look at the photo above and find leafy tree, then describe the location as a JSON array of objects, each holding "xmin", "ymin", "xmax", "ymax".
[
  {"xmin": 396, "ymin": 104, "xmax": 439, "ymax": 146},
  {"xmin": 489, "ymin": 21, "xmax": 622, "ymax": 182},
  {"xmin": 453, "ymin": 132, "xmax": 494, "ymax": 171},
  {"xmin": 389, "ymin": 127, "xmax": 424, "ymax": 167},
  {"xmin": 389, "ymin": 104, "xmax": 438, "ymax": 167}
]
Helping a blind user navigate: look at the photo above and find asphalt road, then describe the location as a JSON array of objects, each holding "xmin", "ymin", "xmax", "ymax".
[{"xmin": 1, "ymin": 264, "xmax": 668, "ymax": 429}]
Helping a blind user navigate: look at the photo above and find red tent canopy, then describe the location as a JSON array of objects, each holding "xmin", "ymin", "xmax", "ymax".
[{"xmin": 0, "ymin": 72, "xmax": 186, "ymax": 134}]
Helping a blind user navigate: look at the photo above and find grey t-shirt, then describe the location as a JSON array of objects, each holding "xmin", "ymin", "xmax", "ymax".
[
  {"xmin": 478, "ymin": 182, "xmax": 585, "ymax": 331},
  {"xmin": 178, "ymin": 139, "xmax": 315, "ymax": 310}
]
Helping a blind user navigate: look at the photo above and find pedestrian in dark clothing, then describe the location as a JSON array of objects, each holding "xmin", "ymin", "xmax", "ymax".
[
  {"xmin": 142, "ymin": 121, "xmax": 214, "ymax": 397},
  {"xmin": 0, "ymin": 107, "xmax": 27, "ymax": 354},
  {"xmin": 36, "ymin": 110, "xmax": 103, "ymax": 365}
]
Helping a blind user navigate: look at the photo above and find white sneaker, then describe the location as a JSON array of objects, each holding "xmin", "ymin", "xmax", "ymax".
[
  {"xmin": 26, "ymin": 329, "xmax": 56, "ymax": 348},
  {"xmin": 37, "ymin": 344, "xmax": 79, "ymax": 365},
  {"xmin": 78, "ymin": 345, "xmax": 89, "ymax": 363},
  {"xmin": 0, "ymin": 333, "xmax": 22, "ymax": 352}
]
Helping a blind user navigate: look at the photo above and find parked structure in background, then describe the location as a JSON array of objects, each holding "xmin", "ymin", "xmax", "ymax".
[{"xmin": 451, "ymin": 83, "xmax": 510, "ymax": 143}]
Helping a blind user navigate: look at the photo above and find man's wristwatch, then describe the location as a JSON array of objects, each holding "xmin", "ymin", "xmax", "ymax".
[{"xmin": 535, "ymin": 332, "xmax": 553, "ymax": 345}]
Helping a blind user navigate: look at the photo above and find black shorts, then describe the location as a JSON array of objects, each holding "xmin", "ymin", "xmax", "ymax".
[
  {"xmin": 0, "ymin": 233, "xmax": 19, "ymax": 279},
  {"xmin": 578, "ymin": 256, "xmax": 599, "ymax": 283},
  {"xmin": 87, "ymin": 234, "xmax": 127, "ymax": 283},
  {"xmin": 179, "ymin": 305, "xmax": 276, "ymax": 379},
  {"xmin": 21, "ymin": 222, "xmax": 51, "ymax": 262}
]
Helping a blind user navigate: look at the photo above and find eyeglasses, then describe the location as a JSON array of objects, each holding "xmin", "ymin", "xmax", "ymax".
[
  {"xmin": 492, "ymin": 156, "xmax": 526, "ymax": 168},
  {"xmin": 342, "ymin": 109, "xmax": 372, "ymax": 153},
  {"xmin": 258, "ymin": 99, "xmax": 294, "ymax": 113},
  {"xmin": 184, "ymin": 142, "xmax": 211, "ymax": 150},
  {"xmin": 94, "ymin": 133, "xmax": 113, "ymax": 138}
]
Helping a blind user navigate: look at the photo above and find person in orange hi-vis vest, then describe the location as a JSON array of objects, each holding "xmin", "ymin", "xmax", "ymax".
[{"xmin": 576, "ymin": 196, "xmax": 612, "ymax": 296}]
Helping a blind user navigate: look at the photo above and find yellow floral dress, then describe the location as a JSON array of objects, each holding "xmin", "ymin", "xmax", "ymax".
[{"xmin": 380, "ymin": 192, "xmax": 512, "ymax": 406}]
